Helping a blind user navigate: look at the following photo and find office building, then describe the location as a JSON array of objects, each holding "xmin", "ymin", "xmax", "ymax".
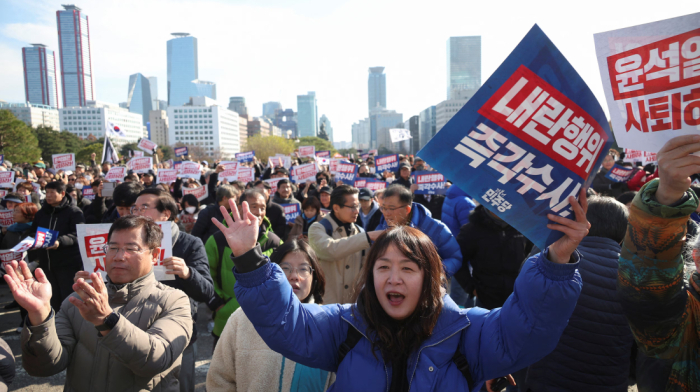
[
  {"xmin": 56, "ymin": 5, "xmax": 95, "ymax": 107},
  {"xmin": 247, "ymin": 117, "xmax": 271, "ymax": 137},
  {"xmin": 167, "ymin": 96, "xmax": 240, "ymax": 158},
  {"xmin": 333, "ymin": 141, "xmax": 352, "ymax": 150},
  {"xmin": 319, "ymin": 114, "xmax": 333, "ymax": 142},
  {"xmin": 239, "ymin": 115, "xmax": 248, "ymax": 150},
  {"xmin": 405, "ymin": 115, "xmax": 420, "ymax": 155},
  {"xmin": 167, "ymin": 33, "xmax": 215, "ymax": 106},
  {"xmin": 148, "ymin": 77, "xmax": 158, "ymax": 109},
  {"xmin": 0, "ymin": 102, "xmax": 60, "ymax": 129},
  {"xmin": 158, "ymin": 100, "xmax": 168, "ymax": 111},
  {"xmin": 274, "ymin": 108, "xmax": 297, "ymax": 138},
  {"xmin": 60, "ymin": 100, "xmax": 144, "ymax": 145},
  {"xmin": 370, "ymin": 109, "xmax": 402, "ymax": 150},
  {"xmin": 447, "ymin": 36, "xmax": 481, "ymax": 100},
  {"xmin": 436, "ymin": 98, "xmax": 469, "ymax": 133},
  {"xmin": 418, "ymin": 105, "xmax": 436, "ymax": 150},
  {"xmin": 127, "ymin": 73, "xmax": 153, "ymax": 125},
  {"xmin": 22, "ymin": 44, "xmax": 59, "ymax": 108},
  {"xmin": 368, "ymin": 67, "xmax": 386, "ymax": 113},
  {"xmin": 228, "ymin": 97, "xmax": 247, "ymax": 117},
  {"xmin": 262, "ymin": 102, "xmax": 282, "ymax": 118},
  {"xmin": 149, "ymin": 110, "xmax": 168, "ymax": 146},
  {"xmin": 297, "ymin": 92, "xmax": 317, "ymax": 138},
  {"xmin": 351, "ymin": 118, "xmax": 370, "ymax": 150}
]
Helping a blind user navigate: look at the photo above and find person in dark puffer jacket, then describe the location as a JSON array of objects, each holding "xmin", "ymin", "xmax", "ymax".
[{"xmin": 522, "ymin": 196, "xmax": 634, "ymax": 392}]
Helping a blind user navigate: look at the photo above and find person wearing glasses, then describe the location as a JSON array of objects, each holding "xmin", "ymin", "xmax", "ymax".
[
  {"xmin": 308, "ymin": 185, "xmax": 384, "ymax": 304},
  {"xmin": 207, "ymin": 239, "xmax": 334, "ymax": 392},
  {"xmin": 6, "ymin": 215, "xmax": 192, "ymax": 391},
  {"xmin": 376, "ymin": 184, "xmax": 462, "ymax": 279}
]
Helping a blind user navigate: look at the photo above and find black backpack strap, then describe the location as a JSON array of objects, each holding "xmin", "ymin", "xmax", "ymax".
[
  {"xmin": 320, "ymin": 218, "xmax": 334, "ymax": 237},
  {"xmin": 452, "ymin": 348, "xmax": 475, "ymax": 390},
  {"xmin": 338, "ymin": 325, "xmax": 363, "ymax": 365}
]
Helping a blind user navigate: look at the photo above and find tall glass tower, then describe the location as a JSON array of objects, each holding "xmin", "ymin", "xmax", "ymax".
[
  {"xmin": 148, "ymin": 76, "xmax": 158, "ymax": 109},
  {"xmin": 447, "ymin": 36, "xmax": 481, "ymax": 100},
  {"xmin": 167, "ymin": 33, "xmax": 198, "ymax": 106},
  {"xmin": 22, "ymin": 44, "xmax": 59, "ymax": 108},
  {"xmin": 368, "ymin": 67, "xmax": 386, "ymax": 112},
  {"xmin": 56, "ymin": 4, "xmax": 94, "ymax": 107},
  {"xmin": 127, "ymin": 73, "xmax": 153, "ymax": 125},
  {"xmin": 297, "ymin": 92, "xmax": 317, "ymax": 138}
]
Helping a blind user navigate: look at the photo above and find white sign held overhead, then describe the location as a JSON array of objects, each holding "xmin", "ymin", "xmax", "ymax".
[{"xmin": 389, "ymin": 128, "xmax": 413, "ymax": 143}]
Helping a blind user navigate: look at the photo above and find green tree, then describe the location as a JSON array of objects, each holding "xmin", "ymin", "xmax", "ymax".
[
  {"xmin": 119, "ymin": 142, "xmax": 139, "ymax": 158},
  {"xmin": 245, "ymin": 135, "xmax": 296, "ymax": 162},
  {"xmin": 338, "ymin": 148, "xmax": 359, "ymax": 157},
  {"xmin": 297, "ymin": 136, "xmax": 335, "ymax": 155},
  {"xmin": 76, "ymin": 143, "xmax": 104, "ymax": 165},
  {"xmin": 61, "ymin": 130, "xmax": 87, "ymax": 154},
  {"xmin": 0, "ymin": 110, "xmax": 41, "ymax": 164},
  {"xmin": 33, "ymin": 125, "xmax": 67, "ymax": 163},
  {"xmin": 159, "ymin": 145, "xmax": 174, "ymax": 161}
]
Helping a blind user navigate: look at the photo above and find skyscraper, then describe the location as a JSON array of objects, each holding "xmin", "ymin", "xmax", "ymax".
[
  {"xmin": 22, "ymin": 44, "xmax": 59, "ymax": 108},
  {"xmin": 297, "ymin": 92, "xmax": 317, "ymax": 138},
  {"xmin": 228, "ymin": 97, "xmax": 247, "ymax": 117},
  {"xmin": 368, "ymin": 67, "xmax": 386, "ymax": 112},
  {"xmin": 167, "ymin": 33, "xmax": 198, "ymax": 106},
  {"xmin": 262, "ymin": 102, "xmax": 282, "ymax": 118},
  {"xmin": 56, "ymin": 4, "xmax": 94, "ymax": 107},
  {"xmin": 127, "ymin": 73, "xmax": 153, "ymax": 125},
  {"xmin": 148, "ymin": 76, "xmax": 158, "ymax": 109},
  {"xmin": 447, "ymin": 36, "xmax": 481, "ymax": 100}
]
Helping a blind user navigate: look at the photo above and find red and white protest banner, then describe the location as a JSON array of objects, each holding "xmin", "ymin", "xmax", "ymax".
[
  {"xmin": 137, "ymin": 138, "xmax": 158, "ymax": 154},
  {"xmin": 298, "ymin": 146, "xmax": 316, "ymax": 158},
  {"xmin": 0, "ymin": 190, "xmax": 7, "ymax": 199},
  {"xmin": 0, "ymin": 249, "xmax": 24, "ymax": 271},
  {"xmin": 366, "ymin": 181, "xmax": 387, "ymax": 191},
  {"xmin": 77, "ymin": 223, "xmax": 174, "ymax": 281},
  {"xmin": 132, "ymin": 151, "xmax": 144, "ymax": 157},
  {"xmin": 82, "ymin": 187, "xmax": 95, "ymax": 200},
  {"xmin": 219, "ymin": 169, "xmax": 238, "ymax": 182},
  {"xmin": 157, "ymin": 169, "xmax": 178, "ymax": 184},
  {"xmin": 623, "ymin": 149, "xmax": 643, "ymax": 163},
  {"xmin": 291, "ymin": 163, "xmax": 317, "ymax": 183},
  {"xmin": 52, "ymin": 153, "xmax": 75, "ymax": 171},
  {"xmin": 105, "ymin": 166, "xmax": 126, "ymax": 182},
  {"xmin": 183, "ymin": 185, "xmax": 209, "ymax": 202},
  {"xmin": 219, "ymin": 161, "xmax": 238, "ymax": 171},
  {"xmin": 595, "ymin": 14, "xmax": 700, "ymax": 153},
  {"xmin": 127, "ymin": 157, "xmax": 152, "ymax": 174},
  {"xmin": 179, "ymin": 162, "xmax": 201, "ymax": 179},
  {"xmin": 0, "ymin": 210, "xmax": 14, "ymax": 227},
  {"xmin": 0, "ymin": 171, "xmax": 15, "ymax": 188},
  {"xmin": 643, "ymin": 151, "xmax": 658, "ymax": 165},
  {"xmin": 236, "ymin": 167, "xmax": 255, "ymax": 183},
  {"xmin": 264, "ymin": 178, "xmax": 283, "ymax": 195}
]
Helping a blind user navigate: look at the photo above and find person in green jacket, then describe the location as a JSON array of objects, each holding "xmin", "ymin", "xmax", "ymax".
[{"xmin": 205, "ymin": 188, "xmax": 282, "ymax": 347}]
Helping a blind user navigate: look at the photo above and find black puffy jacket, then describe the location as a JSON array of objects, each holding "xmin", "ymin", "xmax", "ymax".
[{"xmin": 30, "ymin": 195, "xmax": 85, "ymax": 271}]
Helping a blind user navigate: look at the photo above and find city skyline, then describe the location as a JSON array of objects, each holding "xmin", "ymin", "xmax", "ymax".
[{"xmin": 0, "ymin": 0, "xmax": 697, "ymax": 143}]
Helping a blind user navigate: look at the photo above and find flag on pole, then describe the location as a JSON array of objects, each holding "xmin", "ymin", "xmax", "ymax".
[
  {"xmin": 102, "ymin": 137, "xmax": 119, "ymax": 164},
  {"xmin": 107, "ymin": 121, "xmax": 126, "ymax": 138}
]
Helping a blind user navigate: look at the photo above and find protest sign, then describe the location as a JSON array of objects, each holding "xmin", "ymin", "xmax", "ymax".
[
  {"xmin": 220, "ymin": 168, "xmax": 238, "ymax": 182},
  {"xmin": 329, "ymin": 158, "xmax": 341, "ymax": 174},
  {"xmin": 183, "ymin": 185, "xmax": 208, "ymax": 202},
  {"xmin": 365, "ymin": 179, "xmax": 387, "ymax": 191},
  {"xmin": 315, "ymin": 150, "xmax": 331, "ymax": 158},
  {"xmin": 127, "ymin": 157, "xmax": 152, "ymax": 174},
  {"xmin": 417, "ymin": 25, "xmax": 612, "ymax": 250},
  {"xmin": 82, "ymin": 187, "xmax": 95, "ymax": 200},
  {"xmin": 299, "ymin": 146, "xmax": 316, "ymax": 158},
  {"xmin": 360, "ymin": 154, "xmax": 370, "ymax": 161},
  {"xmin": 0, "ymin": 210, "xmax": 14, "ymax": 227},
  {"xmin": 412, "ymin": 171, "xmax": 448, "ymax": 195},
  {"xmin": 605, "ymin": 164, "xmax": 634, "ymax": 182},
  {"xmin": 157, "ymin": 169, "xmax": 178, "ymax": 184},
  {"xmin": 235, "ymin": 151, "xmax": 255, "ymax": 163},
  {"xmin": 291, "ymin": 163, "xmax": 318, "ymax": 183},
  {"xmin": 335, "ymin": 163, "xmax": 358, "ymax": 184},
  {"xmin": 375, "ymin": 154, "xmax": 399, "ymax": 173},
  {"xmin": 333, "ymin": 153, "xmax": 344, "ymax": 158},
  {"xmin": 0, "ymin": 249, "xmax": 24, "ymax": 270},
  {"xmin": 0, "ymin": 171, "xmax": 14, "ymax": 188},
  {"xmin": 389, "ymin": 128, "xmax": 413, "ymax": 143},
  {"xmin": 174, "ymin": 146, "xmax": 188, "ymax": 157},
  {"xmin": 179, "ymin": 161, "xmax": 201, "ymax": 179},
  {"xmin": 52, "ymin": 153, "xmax": 75, "ymax": 171},
  {"xmin": 274, "ymin": 154, "xmax": 292, "ymax": 169},
  {"xmin": 137, "ymin": 138, "xmax": 158, "ymax": 154},
  {"xmin": 264, "ymin": 178, "xmax": 283, "ymax": 195},
  {"xmin": 594, "ymin": 13, "xmax": 700, "ymax": 153},
  {"xmin": 369, "ymin": 149, "xmax": 378, "ymax": 155},
  {"xmin": 281, "ymin": 203, "xmax": 300, "ymax": 224},
  {"xmin": 30, "ymin": 182, "xmax": 41, "ymax": 194},
  {"xmin": 321, "ymin": 208, "xmax": 331, "ymax": 215},
  {"xmin": 643, "ymin": 151, "xmax": 658, "ymax": 165},
  {"xmin": 77, "ymin": 222, "xmax": 174, "ymax": 281},
  {"xmin": 10, "ymin": 227, "xmax": 59, "ymax": 252},
  {"xmin": 132, "ymin": 151, "xmax": 144, "ymax": 157},
  {"xmin": 105, "ymin": 166, "xmax": 126, "ymax": 182},
  {"xmin": 236, "ymin": 167, "xmax": 255, "ymax": 183},
  {"xmin": 219, "ymin": 161, "xmax": 239, "ymax": 171},
  {"xmin": 164, "ymin": 159, "xmax": 174, "ymax": 169},
  {"xmin": 354, "ymin": 179, "xmax": 367, "ymax": 188},
  {"xmin": 0, "ymin": 190, "xmax": 7, "ymax": 199},
  {"xmin": 623, "ymin": 148, "xmax": 643, "ymax": 163}
]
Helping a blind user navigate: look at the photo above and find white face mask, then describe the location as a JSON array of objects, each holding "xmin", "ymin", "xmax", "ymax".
[
  {"xmin": 75, "ymin": 183, "xmax": 84, "ymax": 190},
  {"xmin": 84, "ymin": 174, "xmax": 92, "ymax": 181},
  {"xmin": 185, "ymin": 206, "xmax": 196, "ymax": 214}
]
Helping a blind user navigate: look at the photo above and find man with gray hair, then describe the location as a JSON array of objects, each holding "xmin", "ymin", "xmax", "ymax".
[{"xmin": 191, "ymin": 184, "xmax": 240, "ymax": 244}]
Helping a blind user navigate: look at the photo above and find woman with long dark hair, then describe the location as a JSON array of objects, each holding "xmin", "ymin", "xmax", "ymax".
[{"xmin": 210, "ymin": 190, "xmax": 588, "ymax": 391}]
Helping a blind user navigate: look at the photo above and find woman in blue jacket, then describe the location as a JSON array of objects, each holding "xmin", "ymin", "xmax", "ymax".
[{"xmin": 210, "ymin": 190, "xmax": 588, "ymax": 392}]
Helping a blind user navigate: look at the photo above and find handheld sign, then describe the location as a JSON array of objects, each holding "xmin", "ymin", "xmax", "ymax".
[
  {"xmin": 299, "ymin": 146, "xmax": 316, "ymax": 158},
  {"xmin": 132, "ymin": 150, "xmax": 144, "ymax": 158},
  {"xmin": 157, "ymin": 169, "xmax": 178, "ymax": 184},
  {"xmin": 10, "ymin": 227, "xmax": 59, "ymax": 252},
  {"xmin": 137, "ymin": 138, "xmax": 158, "ymax": 154},
  {"xmin": 375, "ymin": 154, "xmax": 399, "ymax": 173},
  {"xmin": 0, "ymin": 190, "xmax": 7, "ymax": 199},
  {"xmin": 411, "ymin": 171, "xmax": 447, "ymax": 195},
  {"xmin": 236, "ymin": 167, "xmax": 255, "ymax": 183},
  {"xmin": 281, "ymin": 203, "xmax": 300, "ymax": 224},
  {"xmin": 105, "ymin": 167, "xmax": 126, "ymax": 182},
  {"xmin": 179, "ymin": 162, "xmax": 201, "ymax": 179},
  {"xmin": 0, "ymin": 249, "xmax": 24, "ymax": 271},
  {"xmin": 605, "ymin": 164, "xmax": 634, "ymax": 182},
  {"xmin": 335, "ymin": 163, "xmax": 358, "ymax": 184},
  {"xmin": 127, "ymin": 157, "xmax": 152, "ymax": 174},
  {"xmin": 315, "ymin": 150, "xmax": 331, "ymax": 158},
  {"xmin": 623, "ymin": 149, "xmax": 643, "ymax": 163},
  {"xmin": 360, "ymin": 153, "xmax": 370, "ymax": 161},
  {"xmin": 219, "ymin": 161, "xmax": 238, "ymax": 171},
  {"xmin": 417, "ymin": 25, "xmax": 613, "ymax": 250},
  {"xmin": 389, "ymin": 128, "xmax": 412, "ymax": 143},
  {"xmin": 220, "ymin": 168, "xmax": 238, "ymax": 182},
  {"xmin": 264, "ymin": 178, "xmax": 283, "ymax": 195},
  {"xmin": 291, "ymin": 163, "xmax": 317, "ymax": 183},
  {"xmin": 81, "ymin": 187, "xmax": 96, "ymax": 200},
  {"xmin": 366, "ymin": 180, "xmax": 387, "ymax": 191},
  {"xmin": 0, "ymin": 171, "xmax": 15, "ymax": 188},
  {"xmin": 594, "ymin": 12, "xmax": 700, "ymax": 153},
  {"xmin": 235, "ymin": 151, "xmax": 255, "ymax": 163},
  {"xmin": 174, "ymin": 146, "xmax": 188, "ymax": 157},
  {"xmin": 183, "ymin": 185, "xmax": 208, "ymax": 202},
  {"xmin": 164, "ymin": 159, "xmax": 174, "ymax": 169},
  {"xmin": 0, "ymin": 210, "xmax": 14, "ymax": 227},
  {"xmin": 52, "ymin": 153, "xmax": 75, "ymax": 172}
]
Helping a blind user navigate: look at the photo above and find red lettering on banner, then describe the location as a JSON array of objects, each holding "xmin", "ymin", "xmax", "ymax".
[
  {"xmin": 376, "ymin": 155, "xmax": 396, "ymax": 166},
  {"xmin": 478, "ymin": 65, "xmax": 608, "ymax": 179}
]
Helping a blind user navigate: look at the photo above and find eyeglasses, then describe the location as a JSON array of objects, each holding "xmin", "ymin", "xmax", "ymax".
[
  {"xmin": 380, "ymin": 205, "xmax": 408, "ymax": 212},
  {"xmin": 102, "ymin": 244, "xmax": 152, "ymax": 256},
  {"xmin": 280, "ymin": 264, "xmax": 314, "ymax": 278},
  {"xmin": 68, "ymin": 178, "xmax": 76, "ymax": 181},
  {"xmin": 342, "ymin": 204, "xmax": 360, "ymax": 211},
  {"xmin": 130, "ymin": 205, "xmax": 153, "ymax": 214}
]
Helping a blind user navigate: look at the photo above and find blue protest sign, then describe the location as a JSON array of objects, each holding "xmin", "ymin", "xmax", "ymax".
[
  {"xmin": 360, "ymin": 154, "xmax": 370, "ymax": 161},
  {"xmin": 416, "ymin": 25, "xmax": 612, "ymax": 250},
  {"xmin": 375, "ymin": 154, "xmax": 399, "ymax": 173},
  {"xmin": 175, "ymin": 147, "xmax": 188, "ymax": 157},
  {"xmin": 281, "ymin": 203, "xmax": 300, "ymax": 224},
  {"xmin": 411, "ymin": 171, "xmax": 447, "ymax": 195},
  {"xmin": 315, "ymin": 150, "xmax": 331, "ymax": 158},
  {"xmin": 605, "ymin": 164, "xmax": 634, "ymax": 183},
  {"xmin": 235, "ymin": 151, "xmax": 255, "ymax": 163},
  {"xmin": 0, "ymin": 155, "xmax": 4, "ymax": 165},
  {"xmin": 35, "ymin": 227, "xmax": 60, "ymax": 249},
  {"xmin": 335, "ymin": 162, "xmax": 358, "ymax": 184}
]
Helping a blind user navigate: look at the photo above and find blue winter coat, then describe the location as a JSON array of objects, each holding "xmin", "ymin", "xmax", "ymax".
[
  {"xmin": 231, "ymin": 245, "xmax": 582, "ymax": 392},
  {"xmin": 523, "ymin": 236, "xmax": 633, "ymax": 392},
  {"xmin": 376, "ymin": 202, "xmax": 462, "ymax": 276},
  {"xmin": 441, "ymin": 185, "xmax": 476, "ymax": 236}
]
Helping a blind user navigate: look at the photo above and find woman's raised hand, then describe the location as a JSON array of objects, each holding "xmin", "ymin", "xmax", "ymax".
[
  {"xmin": 546, "ymin": 187, "xmax": 590, "ymax": 264},
  {"xmin": 211, "ymin": 199, "xmax": 259, "ymax": 256}
]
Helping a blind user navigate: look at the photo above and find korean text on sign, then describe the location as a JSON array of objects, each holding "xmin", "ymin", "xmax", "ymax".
[
  {"xmin": 291, "ymin": 163, "xmax": 317, "ymax": 183},
  {"xmin": 128, "ymin": 157, "xmax": 152, "ymax": 174},
  {"xmin": 375, "ymin": 154, "xmax": 399, "ymax": 173},
  {"xmin": 412, "ymin": 171, "xmax": 447, "ymax": 195},
  {"xmin": 281, "ymin": 203, "xmax": 300, "ymax": 224},
  {"xmin": 605, "ymin": 164, "xmax": 634, "ymax": 182},
  {"xmin": 174, "ymin": 147, "xmax": 188, "ymax": 157},
  {"xmin": 52, "ymin": 153, "xmax": 75, "ymax": 171},
  {"xmin": 335, "ymin": 163, "xmax": 357, "ymax": 183},
  {"xmin": 137, "ymin": 138, "xmax": 158, "ymax": 153},
  {"xmin": 105, "ymin": 167, "xmax": 126, "ymax": 182},
  {"xmin": 0, "ymin": 171, "xmax": 15, "ymax": 188},
  {"xmin": 235, "ymin": 151, "xmax": 255, "ymax": 163},
  {"xmin": 298, "ymin": 146, "xmax": 316, "ymax": 158},
  {"xmin": 157, "ymin": 169, "xmax": 178, "ymax": 184}
]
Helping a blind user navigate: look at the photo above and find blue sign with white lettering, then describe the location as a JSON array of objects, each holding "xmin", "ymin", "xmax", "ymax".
[
  {"xmin": 411, "ymin": 171, "xmax": 447, "ymax": 195},
  {"xmin": 235, "ymin": 151, "xmax": 255, "ymax": 163}
]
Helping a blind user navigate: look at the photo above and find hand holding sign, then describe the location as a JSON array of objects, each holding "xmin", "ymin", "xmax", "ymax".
[
  {"xmin": 546, "ymin": 188, "xmax": 590, "ymax": 264},
  {"xmin": 3, "ymin": 260, "xmax": 52, "ymax": 325},
  {"xmin": 655, "ymin": 134, "xmax": 700, "ymax": 206}
]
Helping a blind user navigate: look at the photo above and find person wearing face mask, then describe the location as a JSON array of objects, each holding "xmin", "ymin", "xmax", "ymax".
[
  {"xmin": 209, "ymin": 191, "xmax": 586, "ymax": 392},
  {"xmin": 289, "ymin": 196, "xmax": 324, "ymax": 240},
  {"xmin": 178, "ymin": 194, "xmax": 200, "ymax": 234},
  {"xmin": 206, "ymin": 239, "xmax": 333, "ymax": 392}
]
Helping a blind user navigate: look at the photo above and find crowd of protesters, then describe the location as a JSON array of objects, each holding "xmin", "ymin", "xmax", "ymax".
[{"xmin": 1, "ymin": 136, "xmax": 700, "ymax": 392}]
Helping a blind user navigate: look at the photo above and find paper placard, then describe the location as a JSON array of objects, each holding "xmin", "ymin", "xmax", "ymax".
[
  {"xmin": 605, "ymin": 164, "xmax": 634, "ymax": 182},
  {"xmin": 335, "ymin": 163, "xmax": 357, "ymax": 184},
  {"xmin": 375, "ymin": 154, "xmax": 399, "ymax": 173},
  {"xmin": 105, "ymin": 167, "xmax": 126, "ymax": 182},
  {"xmin": 52, "ymin": 153, "xmax": 75, "ymax": 171},
  {"xmin": 0, "ymin": 210, "xmax": 14, "ymax": 227},
  {"xmin": 236, "ymin": 167, "xmax": 254, "ymax": 183},
  {"xmin": 291, "ymin": 163, "xmax": 317, "ymax": 183},
  {"xmin": 157, "ymin": 169, "xmax": 178, "ymax": 184},
  {"xmin": 298, "ymin": 146, "xmax": 316, "ymax": 158},
  {"xmin": 263, "ymin": 178, "xmax": 283, "ymax": 195},
  {"xmin": 183, "ymin": 185, "xmax": 208, "ymax": 202},
  {"xmin": 178, "ymin": 162, "xmax": 201, "ymax": 179},
  {"xmin": 137, "ymin": 138, "xmax": 158, "ymax": 154},
  {"xmin": 315, "ymin": 150, "xmax": 331, "ymax": 158},
  {"xmin": 0, "ymin": 171, "xmax": 15, "ymax": 188},
  {"xmin": 127, "ymin": 157, "xmax": 152, "ymax": 174},
  {"xmin": 389, "ymin": 128, "xmax": 412, "ymax": 143},
  {"xmin": 82, "ymin": 187, "xmax": 95, "ymax": 200},
  {"xmin": 411, "ymin": 171, "xmax": 447, "ymax": 195},
  {"xmin": 235, "ymin": 151, "xmax": 255, "ymax": 163},
  {"xmin": 281, "ymin": 203, "xmax": 300, "ymax": 224},
  {"xmin": 174, "ymin": 146, "xmax": 188, "ymax": 157}
]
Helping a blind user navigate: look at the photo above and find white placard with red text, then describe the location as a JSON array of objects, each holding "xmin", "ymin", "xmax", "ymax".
[
  {"xmin": 298, "ymin": 146, "xmax": 316, "ymax": 158},
  {"xmin": 0, "ymin": 171, "xmax": 14, "ymax": 188},
  {"xmin": 0, "ymin": 190, "xmax": 7, "ymax": 198},
  {"xmin": 105, "ymin": 167, "xmax": 126, "ymax": 182},
  {"xmin": 264, "ymin": 178, "xmax": 283, "ymax": 195},
  {"xmin": 219, "ymin": 161, "xmax": 238, "ymax": 171},
  {"xmin": 127, "ymin": 157, "xmax": 152, "ymax": 174},
  {"xmin": 52, "ymin": 153, "xmax": 75, "ymax": 171},
  {"xmin": 291, "ymin": 163, "xmax": 317, "ymax": 183},
  {"xmin": 137, "ymin": 138, "xmax": 158, "ymax": 154},
  {"xmin": 183, "ymin": 185, "xmax": 209, "ymax": 202},
  {"xmin": 157, "ymin": 169, "xmax": 178, "ymax": 184},
  {"xmin": 179, "ymin": 162, "xmax": 202, "ymax": 179},
  {"xmin": 0, "ymin": 210, "xmax": 14, "ymax": 227},
  {"xmin": 236, "ymin": 167, "xmax": 255, "ymax": 183}
]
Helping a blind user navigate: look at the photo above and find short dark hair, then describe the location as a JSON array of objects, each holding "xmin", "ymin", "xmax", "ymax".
[
  {"xmin": 108, "ymin": 215, "xmax": 163, "ymax": 249},
  {"xmin": 383, "ymin": 184, "xmax": 412, "ymax": 205},
  {"xmin": 137, "ymin": 188, "xmax": 179, "ymax": 221},
  {"xmin": 270, "ymin": 238, "xmax": 326, "ymax": 303},
  {"xmin": 231, "ymin": 181, "xmax": 246, "ymax": 192},
  {"xmin": 216, "ymin": 185, "xmax": 239, "ymax": 203},
  {"xmin": 586, "ymin": 196, "xmax": 629, "ymax": 243},
  {"xmin": 330, "ymin": 184, "xmax": 359, "ymax": 209},
  {"xmin": 45, "ymin": 181, "xmax": 66, "ymax": 193},
  {"xmin": 277, "ymin": 178, "xmax": 292, "ymax": 187},
  {"xmin": 238, "ymin": 189, "xmax": 266, "ymax": 205},
  {"xmin": 254, "ymin": 180, "xmax": 271, "ymax": 190},
  {"xmin": 181, "ymin": 194, "xmax": 200, "ymax": 210},
  {"xmin": 302, "ymin": 196, "xmax": 321, "ymax": 211},
  {"xmin": 616, "ymin": 191, "xmax": 637, "ymax": 206},
  {"xmin": 113, "ymin": 181, "xmax": 145, "ymax": 207}
]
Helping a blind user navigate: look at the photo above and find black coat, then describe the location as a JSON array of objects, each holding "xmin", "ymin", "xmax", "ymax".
[
  {"xmin": 30, "ymin": 195, "xmax": 85, "ymax": 271},
  {"xmin": 394, "ymin": 176, "xmax": 413, "ymax": 189},
  {"xmin": 591, "ymin": 168, "xmax": 630, "ymax": 198},
  {"xmin": 266, "ymin": 200, "xmax": 287, "ymax": 241},
  {"xmin": 455, "ymin": 205, "xmax": 533, "ymax": 310},
  {"xmin": 190, "ymin": 203, "xmax": 224, "ymax": 245},
  {"xmin": 413, "ymin": 194, "xmax": 445, "ymax": 220}
]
